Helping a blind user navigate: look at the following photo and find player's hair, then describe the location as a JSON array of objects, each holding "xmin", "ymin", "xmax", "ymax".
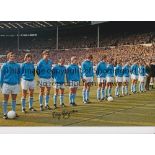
[
  {"xmin": 24, "ymin": 53, "xmax": 32, "ymax": 61},
  {"xmin": 7, "ymin": 52, "xmax": 14, "ymax": 60},
  {"xmin": 114, "ymin": 60, "xmax": 117, "ymax": 66},
  {"xmin": 58, "ymin": 57, "xmax": 64, "ymax": 63},
  {"xmin": 118, "ymin": 59, "xmax": 122, "ymax": 64},
  {"xmin": 71, "ymin": 56, "xmax": 77, "ymax": 63},
  {"xmin": 143, "ymin": 60, "xmax": 146, "ymax": 65},
  {"xmin": 42, "ymin": 50, "xmax": 49, "ymax": 56},
  {"xmin": 110, "ymin": 57, "xmax": 114, "ymax": 61},
  {"xmin": 87, "ymin": 54, "xmax": 93, "ymax": 60},
  {"xmin": 101, "ymin": 55, "xmax": 107, "ymax": 60}
]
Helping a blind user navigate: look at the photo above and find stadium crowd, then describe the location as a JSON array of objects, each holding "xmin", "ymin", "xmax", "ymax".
[{"xmin": 0, "ymin": 44, "xmax": 155, "ymax": 65}]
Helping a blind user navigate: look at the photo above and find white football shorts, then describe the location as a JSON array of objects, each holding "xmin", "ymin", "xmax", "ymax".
[
  {"xmin": 53, "ymin": 83, "xmax": 65, "ymax": 89},
  {"xmin": 106, "ymin": 77, "xmax": 114, "ymax": 83},
  {"xmin": 21, "ymin": 79, "xmax": 35, "ymax": 90},
  {"xmin": 2, "ymin": 83, "xmax": 19, "ymax": 94},
  {"xmin": 39, "ymin": 78, "xmax": 52, "ymax": 87},
  {"xmin": 97, "ymin": 77, "xmax": 106, "ymax": 83},
  {"xmin": 138, "ymin": 76, "xmax": 146, "ymax": 82},
  {"xmin": 68, "ymin": 81, "xmax": 79, "ymax": 88},
  {"xmin": 131, "ymin": 74, "xmax": 138, "ymax": 80},
  {"xmin": 123, "ymin": 76, "xmax": 130, "ymax": 83},
  {"xmin": 115, "ymin": 77, "xmax": 123, "ymax": 83},
  {"xmin": 83, "ymin": 76, "xmax": 93, "ymax": 83}
]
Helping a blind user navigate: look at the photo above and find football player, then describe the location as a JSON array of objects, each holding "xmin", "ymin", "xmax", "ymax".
[
  {"xmin": 66, "ymin": 56, "xmax": 80, "ymax": 106},
  {"xmin": 52, "ymin": 57, "xmax": 66, "ymax": 109},
  {"xmin": 0, "ymin": 52, "xmax": 21, "ymax": 119},
  {"xmin": 130, "ymin": 59, "xmax": 139, "ymax": 93},
  {"xmin": 138, "ymin": 59, "xmax": 146, "ymax": 92},
  {"xmin": 115, "ymin": 59, "xmax": 123, "ymax": 97},
  {"xmin": 36, "ymin": 50, "xmax": 52, "ymax": 111},
  {"xmin": 81, "ymin": 54, "xmax": 94, "ymax": 104},
  {"xmin": 106, "ymin": 58, "xmax": 114, "ymax": 97},
  {"xmin": 122, "ymin": 61, "xmax": 130, "ymax": 95},
  {"xmin": 96, "ymin": 55, "xmax": 107, "ymax": 101},
  {"xmin": 21, "ymin": 53, "xmax": 36, "ymax": 113}
]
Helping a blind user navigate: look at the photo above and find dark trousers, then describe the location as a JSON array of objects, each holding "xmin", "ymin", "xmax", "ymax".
[{"xmin": 145, "ymin": 76, "xmax": 151, "ymax": 90}]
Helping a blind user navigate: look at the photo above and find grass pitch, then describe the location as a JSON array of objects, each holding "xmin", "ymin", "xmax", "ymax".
[{"xmin": 0, "ymin": 80, "xmax": 155, "ymax": 126}]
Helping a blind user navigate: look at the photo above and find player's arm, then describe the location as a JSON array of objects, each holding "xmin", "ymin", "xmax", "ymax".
[
  {"xmin": 122, "ymin": 66, "xmax": 125, "ymax": 75},
  {"xmin": 130, "ymin": 65, "xmax": 133, "ymax": 74},
  {"xmin": 51, "ymin": 66, "xmax": 55, "ymax": 80},
  {"xmin": 105, "ymin": 66, "xmax": 107, "ymax": 78},
  {"xmin": 92, "ymin": 63, "xmax": 94, "ymax": 78},
  {"xmin": 81, "ymin": 62, "xmax": 86, "ymax": 82},
  {"xmin": 144, "ymin": 66, "xmax": 147, "ymax": 76},
  {"xmin": 51, "ymin": 62, "xmax": 53, "ymax": 75},
  {"xmin": 76, "ymin": 66, "xmax": 81, "ymax": 84},
  {"xmin": 114, "ymin": 66, "xmax": 118, "ymax": 76},
  {"xmin": 78, "ymin": 66, "xmax": 81, "ymax": 82},
  {"xmin": 81, "ymin": 62, "xmax": 84, "ymax": 77},
  {"xmin": 18, "ymin": 64, "xmax": 22, "ymax": 84},
  {"xmin": 36, "ymin": 61, "xmax": 41, "ymax": 76},
  {"xmin": 20, "ymin": 63, "xmax": 24, "ymax": 78},
  {"xmin": 106, "ymin": 66, "xmax": 109, "ymax": 75},
  {"xmin": 64, "ymin": 66, "xmax": 67, "ymax": 85},
  {"xmin": 138, "ymin": 67, "xmax": 140, "ymax": 75},
  {"xmin": 0, "ymin": 64, "xmax": 5, "ymax": 87}
]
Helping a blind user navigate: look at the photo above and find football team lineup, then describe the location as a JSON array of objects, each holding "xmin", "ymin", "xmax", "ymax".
[
  {"xmin": 0, "ymin": 84, "xmax": 155, "ymax": 126},
  {"xmin": 0, "ymin": 51, "xmax": 155, "ymax": 126}
]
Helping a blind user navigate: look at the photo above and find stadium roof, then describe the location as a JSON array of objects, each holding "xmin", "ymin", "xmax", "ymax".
[{"xmin": 0, "ymin": 21, "xmax": 90, "ymax": 31}]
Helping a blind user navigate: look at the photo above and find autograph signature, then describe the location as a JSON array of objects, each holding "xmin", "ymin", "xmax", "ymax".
[{"xmin": 52, "ymin": 110, "xmax": 78, "ymax": 120}]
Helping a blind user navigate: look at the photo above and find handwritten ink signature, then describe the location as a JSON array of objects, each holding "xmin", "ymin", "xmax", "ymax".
[{"xmin": 52, "ymin": 110, "xmax": 78, "ymax": 120}]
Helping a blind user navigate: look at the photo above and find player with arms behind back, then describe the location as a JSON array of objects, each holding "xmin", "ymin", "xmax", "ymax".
[
  {"xmin": 114, "ymin": 59, "xmax": 123, "ymax": 97},
  {"xmin": 36, "ymin": 50, "xmax": 52, "ymax": 111},
  {"xmin": 138, "ymin": 59, "xmax": 146, "ymax": 93},
  {"xmin": 130, "ymin": 59, "xmax": 139, "ymax": 93},
  {"xmin": 81, "ymin": 54, "xmax": 94, "ymax": 104},
  {"xmin": 106, "ymin": 58, "xmax": 114, "ymax": 98},
  {"xmin": 66, "ymin": 56, "xmax": 80, "ymax": 106},
  {"xmin": 52, "ymin": 57, "xmax": 66, "ymax": 109},
  {"xmin": 0, "ymin": 52, "xmax": 21, "ymax": 119},
  {"xmin": 96, "ymin": 55, "xmax": 107, "ymax": 101},
  {"xmin": 122, "ymin": 61, "xmax": 130, "ymax": 96},
  {"xmin": 21, "ymin": 53, "xmax": 36, "ymax": 113}
]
